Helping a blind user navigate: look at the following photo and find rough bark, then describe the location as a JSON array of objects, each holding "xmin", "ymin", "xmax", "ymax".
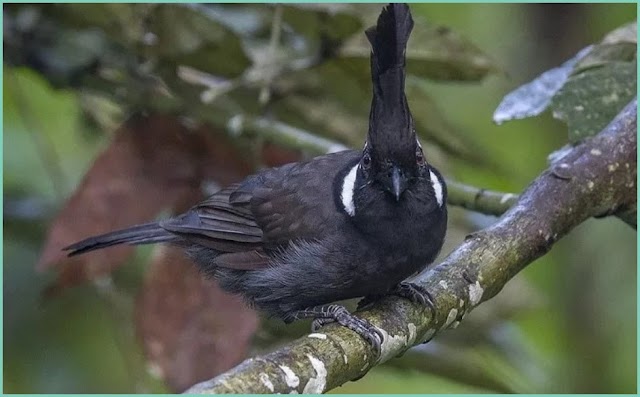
[{"xmin": 186, "ymin": 98, "xmax": 636, "ymax": 394}]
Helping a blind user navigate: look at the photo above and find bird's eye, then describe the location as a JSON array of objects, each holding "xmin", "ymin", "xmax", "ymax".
[
  {"xmin": 362, "ymin": 153, "xmax": 372, "ymax": 169},
  {"xmin": 416, "ymin": 148, "xmax": 425, "ymax": 165}
]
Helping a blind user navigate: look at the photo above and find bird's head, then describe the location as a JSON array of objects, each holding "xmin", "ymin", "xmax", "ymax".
[
  {"xmin": 359, "ymin": 121, "xmax": 426, "ymax": 201},
  {"xmin": 338, "ymin": 4, "xmax": 445, "ymax": 218}
]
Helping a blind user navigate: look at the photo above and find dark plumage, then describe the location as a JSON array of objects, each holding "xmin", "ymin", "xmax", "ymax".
[
  {"xmin": 64, "ymin": 3, "xmax": 448, "ymax": 353},
  {"xmin": 366, "ymin": 2, "xmax": 416, "ymax": 165}
]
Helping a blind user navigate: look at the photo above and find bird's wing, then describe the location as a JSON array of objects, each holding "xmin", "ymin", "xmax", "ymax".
[
  {"xmin": 160, "ymin": 184, "xmax": 264, "ymax": 252},
  {"xmin": 160, "ymin": 150, "xmax": 359, "ymax": 269},
  {"xmin": 234, "ymin": 151, "xmax": 359, "ymax": 248}
]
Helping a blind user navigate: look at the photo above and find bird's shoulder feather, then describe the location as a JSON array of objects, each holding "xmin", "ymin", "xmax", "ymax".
[{"xmin": 161, "ymin": 150, "xmax": 360, "ymax": 269}]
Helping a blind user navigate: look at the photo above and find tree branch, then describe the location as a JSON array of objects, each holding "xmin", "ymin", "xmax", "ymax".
[
  {"xmin": 446, "ymin": 181, "xmax": 517, "ymax": 216},
  {"xmin": 185, "ymin": 99, "xmax": 636, "ymax": 394}
]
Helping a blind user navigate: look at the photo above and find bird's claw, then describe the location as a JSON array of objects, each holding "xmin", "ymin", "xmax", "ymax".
[
  {"xmin": 293, "ymin": 304, "xmax": 384, "ymax": 357},
  {"xmin": 392, "ymin": 282, "xmax": 436, "ymax": 316}
]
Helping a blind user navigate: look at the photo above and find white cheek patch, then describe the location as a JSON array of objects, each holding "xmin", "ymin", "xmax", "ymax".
[
  {"xmin": 341, "ymin": 164, "xmax": 359, "ymax": 216},
  {"xmin": 429, "ymin": 169, "xmax": 444, "ymax": 207}
]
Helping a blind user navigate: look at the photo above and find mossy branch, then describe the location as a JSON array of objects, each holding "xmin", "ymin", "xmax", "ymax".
[{"xmin": 185, "ymin": 100, "xmax": 636, "ymax": 394}]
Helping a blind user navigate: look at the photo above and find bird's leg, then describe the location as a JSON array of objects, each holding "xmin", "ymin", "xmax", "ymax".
[
  {"xmin": 390, "ymin": 282, "xmax": 436, "ymax": 316},
  {"xmin": 311, "ymin": 316, "xmax": 335, "ymax": 330},
  {"xmin": 288, "ymin": 304, "xmax": 383, "ymax": 356}
]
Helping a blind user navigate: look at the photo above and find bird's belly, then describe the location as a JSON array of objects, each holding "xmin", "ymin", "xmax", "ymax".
[
  {"xmin": 352, "ymin": 218, "xmax": 445, "ymax": 295},
  {"xmin": 214, "ymin": 211, "xmax": 444, "ymax": 317},
  {"xmin": 352, "ymin": 251, "xmax": 429, "ymax": 295}
]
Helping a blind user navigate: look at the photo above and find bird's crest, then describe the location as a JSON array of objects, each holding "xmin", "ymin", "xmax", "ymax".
[{"xmin": 365, "ymin": 3, "xmax": 416, "ymax": 165}]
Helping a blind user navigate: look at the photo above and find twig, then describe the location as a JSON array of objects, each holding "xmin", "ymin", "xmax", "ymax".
[
  {"xmin": 185, "ymin": 99, "xmax": 636, "ymax": 394},
  {"xmin": 226, "ymin": 115, "xmax": 349, "ymax": 154},
  {"xmin": 259, "ymin": 4, "xmax": 283, "ymax": 106},
  {"xmin": 446, "ymin": 181, "xmax": 518, "ymax": 217}
]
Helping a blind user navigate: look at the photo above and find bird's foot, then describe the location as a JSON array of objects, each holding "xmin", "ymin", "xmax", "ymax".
[
  {"xmin": 392, "ymin": 282, "xmax": 436, "ymax": 316},
  {"xmin": 357, "ymin": 283, "xmax": 436, "ymax": 315},
  {"xmin": 290, "ymin": 304, "xmax": 383, "ymax": 356}
]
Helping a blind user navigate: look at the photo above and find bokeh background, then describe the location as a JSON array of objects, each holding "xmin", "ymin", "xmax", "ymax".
[{"xmin": 4, "ymin": 3, "xmax": 636, "ymax": 393}]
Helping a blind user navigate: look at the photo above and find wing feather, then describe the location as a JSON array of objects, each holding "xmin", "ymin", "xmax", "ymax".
[
  {"xmin": 159, "ymin": 185, "xmax": 264, "ymax": 249},
  {"xmin": 158, "ymin": 151, "xmax": 359, "ymax": 269}
]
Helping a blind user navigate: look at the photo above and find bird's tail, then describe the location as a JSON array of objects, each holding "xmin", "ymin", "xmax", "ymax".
[
  {"xmin": 365, "ymin": 3, "xmax": 413, "ymax": 109},
  {"xmin": 63, "ymin": 222, "xmax": 176, "ymax": 257}
]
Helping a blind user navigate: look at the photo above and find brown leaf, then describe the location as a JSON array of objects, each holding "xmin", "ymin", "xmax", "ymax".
[
  {"xmin": 37, "ymin": 113, "xmax": 253, "ymax": 292},
  {"xmin": 135, "ymin": 245, "xmax": 259, "ymax": 392},
  {"xmin": 260, "ymin": 141, "xmax": 303, "ymax": 167}
]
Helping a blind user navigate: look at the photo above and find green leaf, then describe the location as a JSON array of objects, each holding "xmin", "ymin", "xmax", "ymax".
[
  {"xmin": 601, "ymin": 21, "xmax": 637, "ymax": 44},
  {"xmin": 492, "ymin": 47, "xmax": 592, "ymax": 124},
  {"xmin": 551, "ymin": 61, "xmax": 636, "ymax": 142},
  {"xmin": 493, "ymin": 20, "xmax": 636, "ymax": 125},
  {"xmin": 48, "ymin": 30, "xmax": 109, "ymax": 74},
  {"xmin": 48, "ymin": 3, "xmax": 147, "ymax": 46},
  {"xmin": 282, "ymin": 4, "xmax": 363, "ymax": 44},
  {"xmin": 49, "ymin": 4, "xmax": 251, "ymax": 78},
  {"xmin": 3, "ymin": 67, "xmax": 101, "ymax": 198},
  {"xmin": 146, "ymin": 5, "xmax": 251, "ymax": 77},
  {"xmin": 573, "ymin": 42, "xmax": 637, "ymax": 74},
  {"xmin": 339, "ymin": 24, "xmax": 497, "ymax": 82}
]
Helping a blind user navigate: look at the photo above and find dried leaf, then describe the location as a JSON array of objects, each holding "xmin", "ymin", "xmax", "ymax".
[
  {"xmin": 259, "ymin": 141, "xmax": 303, "ymax": 167},
  {"xmin": 37, "ymin": 114, "xmax": 252, "ymax": 292},
  {"xmin": 135, "ymin": 246, "xmax": 258, "ymax": 392}
]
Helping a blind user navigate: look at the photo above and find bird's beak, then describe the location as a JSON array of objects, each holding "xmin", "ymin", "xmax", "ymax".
[{"xmin": 390, "ymin": 166, "xmax": 406, "ymax": 201}]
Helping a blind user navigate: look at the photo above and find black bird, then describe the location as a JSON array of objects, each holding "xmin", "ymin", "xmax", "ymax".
[{"xmin": 64, "ymin": 3, "xmax": 447, "ymax": 353}]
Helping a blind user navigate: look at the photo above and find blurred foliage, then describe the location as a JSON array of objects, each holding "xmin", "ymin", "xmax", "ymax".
[
  {"xmin": 3, "ymin": 3, "xmax": 636, "ymax": 394},
  {"xmin": 495, "ymin": 20, "xmax": 636, "ymax": 142}
]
